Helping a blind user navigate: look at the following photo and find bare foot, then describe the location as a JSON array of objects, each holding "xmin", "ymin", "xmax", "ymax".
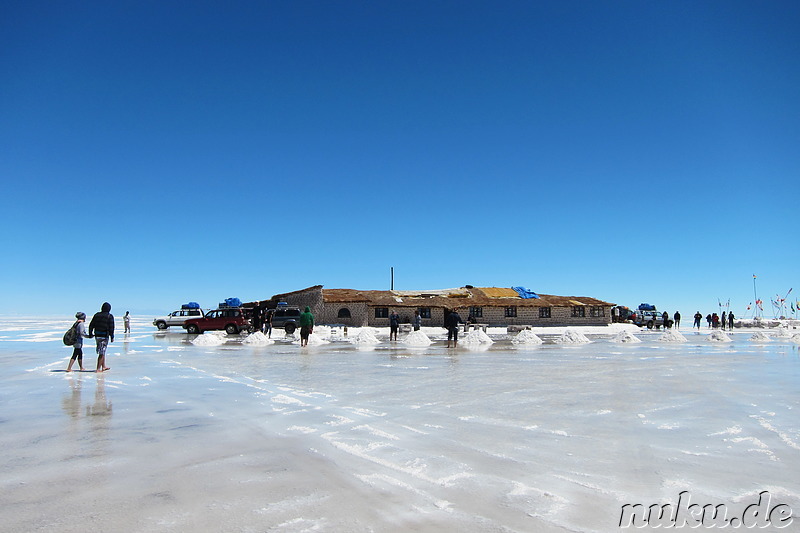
[{"xmin": 103, "ymin": 367, "xmax": 110, "ymax": 371}]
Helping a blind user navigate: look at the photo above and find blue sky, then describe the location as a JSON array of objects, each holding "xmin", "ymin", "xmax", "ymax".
[{"xmin": 1, "ymin": 1, "xmax": 798, "ymax": 318}]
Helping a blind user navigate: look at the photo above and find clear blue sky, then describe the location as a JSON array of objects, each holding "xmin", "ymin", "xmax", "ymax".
[{"xmin": 1, "ymin": 1, "xmax": 797, "ymax": 318}]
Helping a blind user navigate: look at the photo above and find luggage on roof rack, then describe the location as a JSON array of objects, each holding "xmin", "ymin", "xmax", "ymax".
[
  {"xmin": 182, "ymin": 302, "xmax": 200, "ymax": 309},
  {"xmin": 219, "ymin": 297, "xmax": 242, "ymax": 308}
]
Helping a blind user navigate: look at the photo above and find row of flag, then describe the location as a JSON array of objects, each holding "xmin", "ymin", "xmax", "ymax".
[
  {"xmin": 750, "ymin": 276, "xmax": 796, "ymax": 314},
  {"xmin": 744, "ymin": 289, "xmax": 797, "ymax": 313}
]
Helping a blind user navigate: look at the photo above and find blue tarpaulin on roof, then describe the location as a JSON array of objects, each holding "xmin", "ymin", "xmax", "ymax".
[{"xmin": 512, "ymin": 286, "xmax": 540, "ymax": 299}]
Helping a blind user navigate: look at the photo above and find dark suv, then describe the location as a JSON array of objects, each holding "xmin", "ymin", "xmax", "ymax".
[
  {"xmin": 269, "ymin": 305, "xmax": 303, "ymax": 334},
  {"xmin": 183, "ymin": 307, "xmax": 252, "ymax": 335}
]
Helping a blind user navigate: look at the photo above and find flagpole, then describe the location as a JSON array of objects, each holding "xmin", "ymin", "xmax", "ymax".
[{"xmin": 753, "ymin": 274, "xmax": 760, "ymax": 319}]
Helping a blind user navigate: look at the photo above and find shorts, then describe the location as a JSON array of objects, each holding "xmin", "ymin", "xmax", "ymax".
[
  {"xmin": 447, "ymin": 327, "xmax": 458, "ymax": 342},
  {"xmin": 95, "ymin": 336, "xmax": 109, "ymax": 356},
  {"xmin": 300, "ymin": 325, "xmax": 312, "ymax": 339}
]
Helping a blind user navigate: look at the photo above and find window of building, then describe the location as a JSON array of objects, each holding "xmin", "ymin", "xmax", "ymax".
[
  {"xmin": 418, "ymin": 307, "xmax": 431, "ymax": 319},
  {"xmin": 590, "ymin": 306, "xmax": 605, "ymax": 317},
  {"xmin": 337, "ymin": 308, "xmax": 351, "ymax": 319},
  {"xmin": 539, "ymin": 307, "xmax": 551, "ymax": 318},
  {"xmin": 374, "ymin": 307, "xmax": 389, "ymax": 319},
  {"xmin": 505, "ymin": 306, "xmax": 517, "ymax": 318},
  {"xmin": 469, "ymin": 306, "xmax": 483, "ymax": 318},
  {"xmin": 571, "ymin": 306, "xmax": 586, "ymax": 317}
]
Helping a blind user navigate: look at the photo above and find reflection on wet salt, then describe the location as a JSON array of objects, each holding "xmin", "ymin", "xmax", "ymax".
[{"xmin": 5, "ymin": 318, "xmax": 800, "ymax": 532}]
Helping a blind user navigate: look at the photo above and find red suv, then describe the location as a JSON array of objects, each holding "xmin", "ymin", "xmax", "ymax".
[{"xmin": 183, "ymin": 307, "xmax": 252, "ymax": 335}]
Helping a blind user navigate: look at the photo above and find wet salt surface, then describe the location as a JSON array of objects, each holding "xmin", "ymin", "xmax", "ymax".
[{"xmin": 2, "ymin": 317, "xmax": 800, "ymax": 532}]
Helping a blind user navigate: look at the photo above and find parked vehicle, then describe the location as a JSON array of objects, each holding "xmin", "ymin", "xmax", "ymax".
[
  {"xmin": 153, "ymin": 304, "xmax": 205, "ymax": 330},
  {"xmin": 629, "ymin": 304, "xmax": 674, "ymax": 329},
  {"xmin": 183, "ymin": 307, "xmax": 252, "ymax": 335},
  {"xmin": 269, "ymin": 303, "xmax": 303, "ymax": 334},
  {"xmin": 611, "ymin": 306, "xmax": 634, "ymax": 323}
]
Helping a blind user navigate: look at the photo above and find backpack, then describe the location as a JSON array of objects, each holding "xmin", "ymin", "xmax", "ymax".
[{"xmin": 63, "ymin": 321, "xmax": 79, "ymax": 346}]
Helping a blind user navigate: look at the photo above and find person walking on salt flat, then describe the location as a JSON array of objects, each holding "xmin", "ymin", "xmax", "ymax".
[
  {"xmin": 89, "ymin": 302, "xmax": 114, "ymax": 372},
  {"xmin": 66, "ymin": 312, "xmax": 90, "ymax": 372},
  {"xmin": 389, "ymin": 310, "xmax": 400, "ymax": 341},
  {"xmin": 445, "ymin": 308, "xmax": 462, "ymax": 348},
  {"xmin": 299, "ymin": 306, "xmax": 314, "ymax": 347}
]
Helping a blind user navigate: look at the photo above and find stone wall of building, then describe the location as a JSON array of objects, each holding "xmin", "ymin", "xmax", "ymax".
[
  {"xmin": 363, "ymin": 306, "xmax": 447, "ymax": 329},
  {"xmin": 270, "ymin": 286, "xmax": 323, "ymax": 319},
  {"xmin": 548, "ymin": 305, "xmax": 611, "ymax": 326},
  {"xmin": 318, "ymin": 302, "xmax": 371, "ymax": 327},
  {"xmin": 350, "ymin": 304, "xmax": 611, "ymax": 328},
  {"xmin": 353, "ymin": 304, "xmax": 612, "ymax": 327},
  {"xmin": 464, "ymin": 305, "xmax": 611, "ymax": 327},
  {"xmin": 271, "ymin": 287, "xmax": 611, "ymax": 328}
]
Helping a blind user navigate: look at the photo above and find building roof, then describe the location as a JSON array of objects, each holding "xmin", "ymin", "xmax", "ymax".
[
  {"xmin": 321, "ymin": 287, "xmax": 613, "ymax": 308},
  {"xmin": 479, "ymin": 287, "xmax": 519, "ymax": 298}
]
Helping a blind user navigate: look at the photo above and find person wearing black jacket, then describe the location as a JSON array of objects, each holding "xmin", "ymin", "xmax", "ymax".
[
  {"xmin": 89, "ymin": 302, "xmax": 115, "ymax": 372},
  {"xmin": 389, "ymin": 311, "xmax": 400, "ymax": 341},
  {"xmin": 251, "ymin": 301, "xmax": 263, "ymax": 333},
  {"xmin": 445, "ymin": 308, "xmax": 462, "ymax": 348},
  {"xmin": 264, "ymin": 309, "xmax": 273, "ymax": 338}
]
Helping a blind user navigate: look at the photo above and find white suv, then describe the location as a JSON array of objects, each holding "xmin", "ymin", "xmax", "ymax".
[{"xmin": 153, "ymin": 307, "xmax": 205, "ymax": 330}]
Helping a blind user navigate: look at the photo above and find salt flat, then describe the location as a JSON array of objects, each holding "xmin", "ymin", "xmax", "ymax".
[{"xmin": 1, "ymin": 317, "xmax": 799, "ymax": 532}]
